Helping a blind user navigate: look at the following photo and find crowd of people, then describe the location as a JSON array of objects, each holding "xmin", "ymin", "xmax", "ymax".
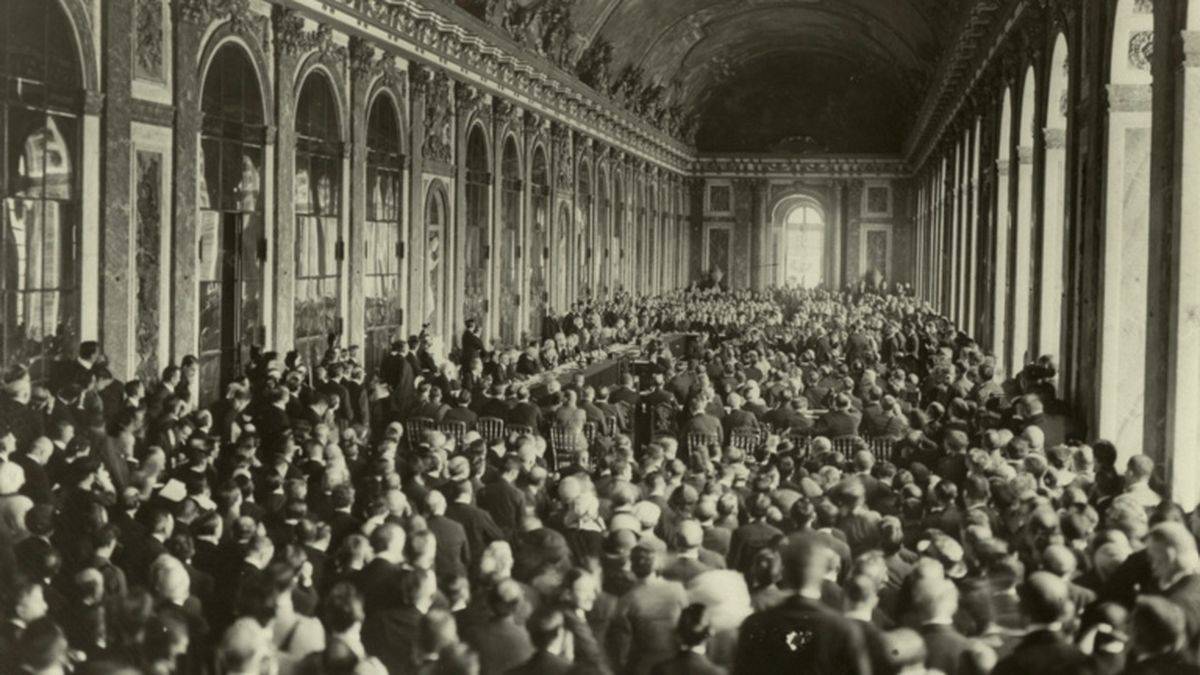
[{"xmin": 0, "ymin": 283, "xmax": 1193, "ymax": 675}]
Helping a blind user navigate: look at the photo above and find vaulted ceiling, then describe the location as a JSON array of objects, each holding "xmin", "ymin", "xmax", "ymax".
[{"xmin": 571, "ymin": 0, "xmax": 970, "ymax": 154}]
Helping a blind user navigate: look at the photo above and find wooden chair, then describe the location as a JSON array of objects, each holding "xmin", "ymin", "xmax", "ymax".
[
  {"xmin": 685, "ymin": 432, "xmax": 721, "ymax": 468},
  {"xmin": 729, "ymin": 427, "xmax": 760, "ymax": 457},
  {"xmin": 438, "ymin": 420, "xmax": 469, "ymax": 449},
  {"xmin": 549, "ymin": 426, "xmax": 586, "ymax": 472},
  {"xmin": 505, "ymin": 423, "xmax": 534, "ymax": 440},
  {"xmin": 404, "ymin": 417, "xmax": 435, "ymax": 448},
  {"xmin": 868, "ymin": 436, "xmax": 895, "ymax": 462},
  {"xmin": 476, "ymin": 417, "xmax": 505, "ymax": 443},
  {"xmin": 832, "ymin": 435, "xmax": 866, "ymax": 459},
  {"xmin": 583, "ymin": 421, "xmax": 600, "ymax": 448}
]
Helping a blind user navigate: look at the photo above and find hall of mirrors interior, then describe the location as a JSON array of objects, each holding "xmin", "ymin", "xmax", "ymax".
[{"xmin": 2, "ymin": 0, "xmax": 1200, "ymax": 506}]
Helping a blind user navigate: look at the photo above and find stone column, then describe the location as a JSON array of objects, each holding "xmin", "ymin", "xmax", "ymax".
[
  {"xmin": 1039, "ymin": 127, "xmax": 1067, "ymax": 363},
  {"xmin": 271, "ymin": 7, "xmax": 305, "ymax": 353},
  {"xmin": 347, "ymin": 39, "xmax": 373, "ymax": 354},
  {"xmin": 170, "ymin": 2, "xmax": 206, "ymax": 362},
  {"xmin": 1167, "ymin": 28, "xmax": 1200, "ymax": 508},
  {"xmin": 101, "ymin": 0, "xmax": 134, "ymax": 377},
  {"xmin": 1097, "ymin": 83, "xmax": 1152, "ymax": 466},
  {"xmin": 1011, "ymin": 144, "xmax": 1035, "ymax": 370},
  {"xmin": 992, "ymin": 157, "xmax": 1012, "ymax": 377}
]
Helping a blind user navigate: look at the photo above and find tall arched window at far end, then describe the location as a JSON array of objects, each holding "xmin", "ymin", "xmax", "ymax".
[{"xmin": 783, "ymin": 202, "xmax": 826, "ymax": 289}]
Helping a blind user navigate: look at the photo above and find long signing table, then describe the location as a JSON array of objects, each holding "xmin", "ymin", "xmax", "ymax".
[{"xmin": 527, "ymin": 333, "xmax": 690, "ymax": 398}]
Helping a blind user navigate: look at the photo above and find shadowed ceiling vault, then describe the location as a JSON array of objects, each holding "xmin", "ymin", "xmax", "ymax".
[{"xmin": 571, "ymin": 0, "xmax": 968, "ymax": 153}]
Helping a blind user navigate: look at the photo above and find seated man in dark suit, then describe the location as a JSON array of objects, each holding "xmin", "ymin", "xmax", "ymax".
[
  {"xmin": 609, "ymin": 373, "xmax": 642, "ymax": 408},
  {"xmin": 441, "ymin": 390, "xmax": 479, "ymax": 426},
  {"xmin": 505, "ymin": 387, "xmax": 543, "ymax": 430},
  {"xmin": 814, "ymin": 394, "xmax": 862, "ymax": 438}
]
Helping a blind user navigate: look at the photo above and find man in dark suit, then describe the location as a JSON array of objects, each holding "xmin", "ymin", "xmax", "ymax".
[
  {"xmin": 610, "ymin": 373, "xmax": 641, "ymax": 409},
  {"xmin": 362, "ymin": 568, "xmax": 436, "ymax": 673},
  {"xmin": 461, "ymin": 318, "xmax": 485, "ymax": 370},
  {"xmin": 508, "ymin": 609, "xmax": 574, "ymax": 675},
  {"xmin": 15, "ymin": 437, "xmax": 53, "ymax": 504},
  {"xmin": 734, "ymin": 535, "xmax": 870, "ymax": 675},
  {"xmin": 506, "ymin": 387, "xmax": 544, "ymax": 429},
  {"xmin": 355, "ymin": 523, "xmax": 408, "ymax": 614},
  {"xmin": 913, "ymin": 577, "xmax": 978, "ymax": 675},
  {"xmin": 990, "ymin": 572, "xmax": 1087, "ymax": 675},
  {"xmin": 727, "ymin": 494, "xmax": 783, "ymax": 574},
  {"xmin": 475, "ymin": 455, "xmax": 527, "ymax": 540},
  {"xmin": 477, "ymin": 384, "xmax": 511, "ymax": 420},
  {"xmin": 461, "ymin": 579, "xmax": 535, "ymax": 673},
  {"xmin": 441, "ymin": 390, "xmax": 479, "ymax": 426},
  {"xmin": 814, "ymin": 394, "xmax": 862, "ymax": 438},
  {"xmin": 444, "ymin": 481, "xmax": 504, "ymax": 570},
  {"xmin": 649, "ymin": 603, "xmax": 728, "ymax": 675},
  {"xmin": 424, "ymin": 491, "xmax": 470, "ymax": 581}
]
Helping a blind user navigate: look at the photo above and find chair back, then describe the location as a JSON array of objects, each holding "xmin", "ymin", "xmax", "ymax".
[
  {"xmin": 868, "ymin": 436, "xmax": 895, "ymax": 462},
  {"xmin": 476, "ymin": 417, "xmax": 505, "ymax": 443},
  {"xmin": 729, "ymin": 427, "xmax": 759, "ymax": 455},
  {"xmin": 404, "ymin": 417, "xmax": 436, "ymax": 447},
  {"xmin": 832, "ymin": 435, "xmax": 866, "ymax": 459},
  {"xmin": 549, "ymin": 425, "xmax": 586, "ymax": 472},
  {"xmin": 438, "ymin": 420, "xmax": 469, "ymax": 448}
]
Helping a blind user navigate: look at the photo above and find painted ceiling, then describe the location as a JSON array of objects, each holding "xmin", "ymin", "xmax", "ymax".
[{"xmin": 569, "ymin": 0, "xmax": 969, "ymax": 154}]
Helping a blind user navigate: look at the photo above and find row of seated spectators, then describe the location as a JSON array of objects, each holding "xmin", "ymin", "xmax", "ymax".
[{"xmin": 0, "ymin": 284, "xmax": 1187, "ymax": 675}]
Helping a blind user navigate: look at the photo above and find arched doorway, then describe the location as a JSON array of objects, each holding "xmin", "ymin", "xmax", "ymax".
[
  {"xmin": 498, "ymin": 136, "xmax": 521, "ymax": 347},
  {"xmin": 1, "ymin": 0, "xmax": 84, "ymax": 377},
  {"xmin": 423, "ymin": 182, "xmax": 448, "ymax": 336},
  {"xmin": 528, "ymin": 146, "xmax": 549, "ymax": 341},
  {"xmin": 779, "ymin": 199, "xmax": 826, "ymax": 288},
  {"xmin": 463, "ymin": 126, "xmax": 490, "ymax": 333},
  {"xmin": 293, "ymin": 69, "xmax": 343, "ymax": 371},
  {"xmin": 196, "ymin": 43, "xmax": 265, "ymax": 401},
  {"xmin": 364, "ymin": 92, "xmax": 404, "ymax": 375}
]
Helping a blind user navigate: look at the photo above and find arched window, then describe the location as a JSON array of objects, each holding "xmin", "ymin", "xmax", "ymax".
[
  {"xmin": 528, "ymin": 146, "xmax": 549, "ymax": 339},
  {"xmin": 364, "ymin": 92, "xmax": 403, "ymax": 373},
  {"xmin": 197, "ymin": 43, "xmax": 266, "ymax": 401},
  {"xmin": 1040, "ymin": 33, "xmax": 1069, "ymax": 376},
  {"xmin": 1, "ymin": 0, "xmax": 83, "ymax": 376},
  {"xmin": 463, "ymin": 126, "xmax": 491, "ymax": 332},
  {"xmin": 498, "ymin": 137, "xmax": 521, "ymax": 346},
  {"xmin": 294, "ymin": 70, "xmax": 343, "ymax": 366},
  {"xmin": 423, "ymin": 183, "xmax": 447, "ymax": 336},
  {"xmin": 783, "ymin": 201, "xmax": 825, "ymax": 288}
]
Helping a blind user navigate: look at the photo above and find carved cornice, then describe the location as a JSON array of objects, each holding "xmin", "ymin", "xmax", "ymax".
[
  {"xmin": 272, "ymin": 5, "xmax": 308, "ymax": 56},
  {"xmin": 692, "ymin": 155, "xmax": 908, "ymax": 178},
  {"xmin": 348, "ymin": 35, "xmax": 375, "ymax": 80},
  {"xmin": 456, "ymin": 81, "xmax": 491, "ymax": 126},
  {"xmin": 422, "ymin": 68, "xmax": 454, "ymax": 163},
  {"xmin": 326, "ymin": 0, "xmax": 690, "ymax": 173}
]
